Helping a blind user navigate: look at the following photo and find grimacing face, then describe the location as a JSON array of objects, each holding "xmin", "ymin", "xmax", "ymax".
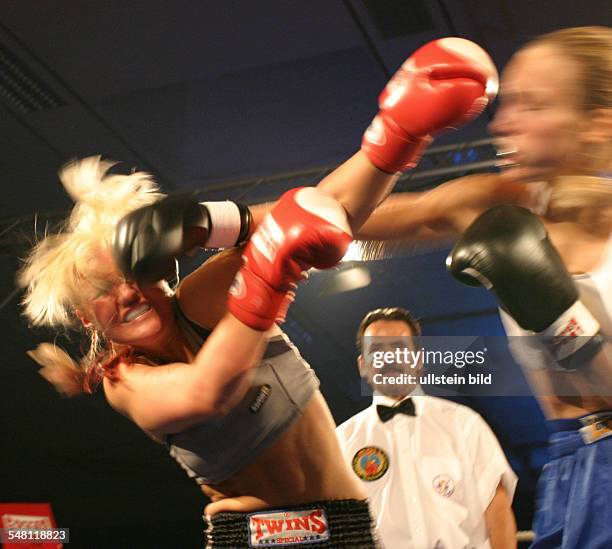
[
  {"xmin": 75, "ymin": 249, "xmax": 175, "ymax": 349},
  {"xmin": 490, "ymin": 44, "xmax": 599, "ymax": 184},
  {"xmin": 359, "ymin": 319, "xmax": 421, "ymax": 398}
]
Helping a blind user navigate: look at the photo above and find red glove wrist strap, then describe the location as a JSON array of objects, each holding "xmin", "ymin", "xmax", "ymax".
[{"xmin": 227, "ymin": 268, "xmax": 288, "ymax": 331}]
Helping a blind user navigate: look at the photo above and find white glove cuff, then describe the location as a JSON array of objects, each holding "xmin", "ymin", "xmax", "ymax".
[{"xmin": 201, "ymin": 201, "xmax": 242, "ymax": 248}]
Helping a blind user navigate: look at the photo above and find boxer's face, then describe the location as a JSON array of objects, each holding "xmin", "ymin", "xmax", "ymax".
[
  {"xmin": 359, "ymin": 319, "xmax": 420, "ymax": 398},
  {"xmin": 490, "ymin": 44, "xmax": 594, "ymax": 183},
  {"xmin": 75, "ymin": 249, "xmax": 175, "ymax": 348}
]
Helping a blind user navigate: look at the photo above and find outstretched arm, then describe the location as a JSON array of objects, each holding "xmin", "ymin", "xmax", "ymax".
[
  {"xmin": 258, "ymin": 38, "xmax": 500, "ymax": 236},
  {"xmin": 324, "ymin": 37, "xmax": 498, "ymax": 232},
  {"xmin": 254, "ymin": 171, "xmax": 519, "ymax": 247},
  {"xmin": 353, "ymin": 173, "xmax": 514, "ymax": 242},
  {"xmin": 249, "ymin": 152, "xmax": 398, "ymax": 234}
]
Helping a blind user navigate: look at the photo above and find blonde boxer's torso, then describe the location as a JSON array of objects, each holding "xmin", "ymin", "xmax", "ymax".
[
  {"xmin": 155, "ymin": 249, "xmax": 364, "ymax": 515},
  {"xmin": 200, "ymin": 391, "xmax": 364, "ymax": 515}
]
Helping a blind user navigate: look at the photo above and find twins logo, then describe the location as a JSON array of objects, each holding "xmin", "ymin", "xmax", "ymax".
[{"xmin": 247, "ymin": 508, "xmax": 330, "ymax": 547}]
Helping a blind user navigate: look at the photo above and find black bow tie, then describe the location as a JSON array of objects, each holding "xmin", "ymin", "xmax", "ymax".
[{"xmin": 377, "ymin": 398, "xmax": 416, "ymax": 423}]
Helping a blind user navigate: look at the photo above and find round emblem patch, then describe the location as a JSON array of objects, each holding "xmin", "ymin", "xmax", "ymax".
[
  {"xmin": 432, "ymin": 474, "xmax": 455, "ymax": 497},
  {"xmin": 352, "ymin": 446, "xmax": 389, "ymax": 481}
]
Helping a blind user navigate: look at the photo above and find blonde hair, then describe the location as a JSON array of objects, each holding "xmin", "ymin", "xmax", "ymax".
[
  {"xmin": 548, "ymin": 176, "xmax": 612, "ymax": 232},
  {"xmin": 19, "ymin": 157, "xmax": 165, "ymax": 394},
  {"xmin": 528, "ymin": 26, "xmax": 612, "ymax": 112}
]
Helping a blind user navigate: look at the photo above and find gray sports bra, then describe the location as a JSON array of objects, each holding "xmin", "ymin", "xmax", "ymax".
[{"xmin": 165, "ymin": 301, "xmax": 319, "ymax": 485}]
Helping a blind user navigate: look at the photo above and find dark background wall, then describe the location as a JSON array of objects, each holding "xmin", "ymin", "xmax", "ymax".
[{"xmin": 1, "ymin": 2, "xmax": 610, "ymax": 547}]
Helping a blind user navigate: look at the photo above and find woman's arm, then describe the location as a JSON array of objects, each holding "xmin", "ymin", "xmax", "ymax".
[
  {"xmin": 355, "ymin": 173, "xmax": 516, "ymax": 242},
  {"xmin": 247, "ymin": 153, "xmax": 398, "ymax": 235},
  {"xmin": 315, "ymin": 151, "xmax": 398, "ymax": 232},
  {"xmin": 485, "ymin": 482, "xmax": 517, "ymax": 549},
  {"xmin": 251, "ymin": 173, "xmax": 512, "ymax": 242},
  {"xmin": 104, "ymin": 314, "xmax": 267, "ymax": 435},
  {"xmin": 248, "ymin": 35, "xmax": 501, "ymax": 237},
  {"xmin": 103, "ymin": 249, "xmax": 264, "ymax": 435},
  {"xmin": 254, "ymin": 173, "xmax": 515, "ymax": 244}
]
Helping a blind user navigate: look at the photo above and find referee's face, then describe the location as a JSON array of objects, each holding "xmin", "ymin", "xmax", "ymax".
[{"xmin": 359, "ymin": 319, "xmax": 420, "ymax": 398}]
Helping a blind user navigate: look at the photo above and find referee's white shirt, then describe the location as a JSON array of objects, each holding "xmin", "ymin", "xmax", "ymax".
[{"xmin": 336, "ymin": 394, "xmax": 517, "ymax": 549}]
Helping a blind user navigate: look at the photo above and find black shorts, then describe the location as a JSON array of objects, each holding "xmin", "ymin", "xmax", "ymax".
[{"xmin": 202, "ymin": 499, "xmax": 380, "ymax": 548}]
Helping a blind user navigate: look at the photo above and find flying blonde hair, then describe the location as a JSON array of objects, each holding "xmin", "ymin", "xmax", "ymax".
[{"xmin": 19, "ymin": 156, "xmax": 165, "ymax": 395}]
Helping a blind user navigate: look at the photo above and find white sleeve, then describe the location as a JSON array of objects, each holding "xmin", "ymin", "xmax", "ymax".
[{"xmin": 465, "ymin": 413, "xmax": 518, "ymax": 510}]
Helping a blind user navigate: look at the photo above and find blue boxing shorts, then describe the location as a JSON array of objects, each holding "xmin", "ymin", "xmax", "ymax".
[{"xmin": 531, "ymin": 411, "xmax": 612, "ymax": 548}]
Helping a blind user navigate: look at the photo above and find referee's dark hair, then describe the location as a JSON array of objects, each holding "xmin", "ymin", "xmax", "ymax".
[{"xmin": 356, "ymin": 307, "xmax": 422, "ymax": 351}]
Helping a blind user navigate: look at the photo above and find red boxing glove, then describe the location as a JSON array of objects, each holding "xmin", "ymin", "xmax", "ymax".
[
  {"xmin": 362, "ymin": 37, "xmax": 499, "ymax": 174},
  {"xmin": 227, "ymin": 187, "xmax": 352, "ymax": 330}
]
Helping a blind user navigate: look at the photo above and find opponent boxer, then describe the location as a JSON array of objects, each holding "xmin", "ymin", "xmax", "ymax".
[
  {"xmin": 19, "ymin": 38, "xmax": 497, "ymax": 547},
  {"xmin": 356, "ymin": 26, "xmax": 612, "ymax": 547}
]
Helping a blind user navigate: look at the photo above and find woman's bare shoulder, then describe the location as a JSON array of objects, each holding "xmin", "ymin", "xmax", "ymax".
[
  {"xmin": 101, "ymin": 358, "xmax": 152, "ymax": 412},
  {"xmin": 101, "ymin": 358, "xmax": 213, "ymax": 434}
]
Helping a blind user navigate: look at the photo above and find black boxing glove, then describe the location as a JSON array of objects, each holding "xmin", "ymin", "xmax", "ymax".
[
  {"xmin": 112, "ymin": 192, "xmax": 251, "ymax": 283},
  {"xmin": 447, "ymin": 205, "xmax": 602, "ymax": 368}
]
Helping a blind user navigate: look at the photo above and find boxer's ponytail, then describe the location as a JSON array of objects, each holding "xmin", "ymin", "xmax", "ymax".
[{"xmin": 548, "ymin": 176, "xmax": 612, "ymax": 233}]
